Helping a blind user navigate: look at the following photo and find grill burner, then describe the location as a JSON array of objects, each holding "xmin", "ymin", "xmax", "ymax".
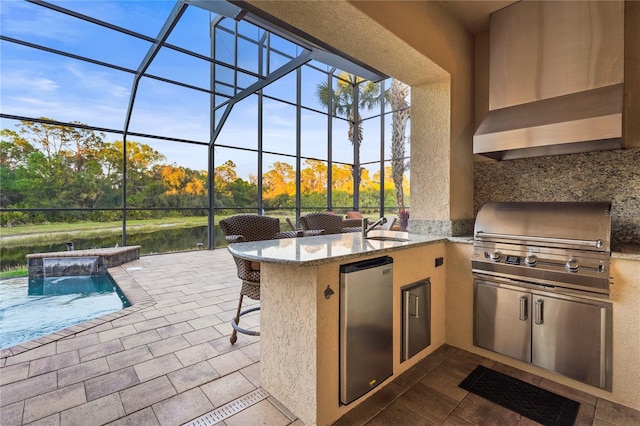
[{"xmin": 472, "ymin": 202, "xmax": 612, "ymax": 297}]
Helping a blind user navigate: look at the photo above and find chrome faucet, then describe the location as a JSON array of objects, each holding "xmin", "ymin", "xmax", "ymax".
[{"xmin": 362, "ymin": 217, "xmax": 387, "ymax": 238}]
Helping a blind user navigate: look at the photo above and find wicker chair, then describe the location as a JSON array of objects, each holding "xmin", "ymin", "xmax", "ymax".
[
  {"xmin": 300, "ymin": 212, "xmax": 361, "ymax": 234},
  {"xmin": 220, "ymin": 214, "xmax": 296, "ymax": 344}
]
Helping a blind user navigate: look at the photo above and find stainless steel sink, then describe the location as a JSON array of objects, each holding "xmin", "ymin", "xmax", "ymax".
[{"xmin": 365, "ymin": 236, "xmax": 410, "ymax": 242}]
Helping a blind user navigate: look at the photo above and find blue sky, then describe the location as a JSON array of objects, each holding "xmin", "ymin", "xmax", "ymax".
[{"xmin": 1, "ymin": 0, "xmax": 403, "ymax": 179}]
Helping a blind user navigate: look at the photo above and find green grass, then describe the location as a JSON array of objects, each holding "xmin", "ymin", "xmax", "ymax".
[
  {"xmin": 1, "ymin": 216, "xmax": 209, "ymax": 237},
  {"xmin": 0, "ymin": 265, "xmax": 28, "ymax": 279}
]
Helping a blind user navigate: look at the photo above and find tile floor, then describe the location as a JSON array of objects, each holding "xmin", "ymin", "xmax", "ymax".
[{"xmin": 1, "ymin": 250, "xmax": 639, "ymax": 426}]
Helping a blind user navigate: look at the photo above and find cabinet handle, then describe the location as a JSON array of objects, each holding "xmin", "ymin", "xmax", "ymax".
[
  {"xmin": 535, "ymin": 299, "xmax": 544, "ymax": 325},
  {"xmin": 519, "ymin": 296, "xmax": 528, "ymax": 321},
  {"xmin": 408, "ymin": 294, "xmax": 420, "ymax": 318}
]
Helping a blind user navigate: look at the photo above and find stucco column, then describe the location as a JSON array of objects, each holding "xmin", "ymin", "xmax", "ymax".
[{"xmin": 407, "ymin": 79, "xmax": 474, "ymax": 236}]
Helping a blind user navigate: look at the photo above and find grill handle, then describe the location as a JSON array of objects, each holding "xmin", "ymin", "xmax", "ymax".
[{"xmin": 475, "ymin": 231, "xmax": 603, "ymax": 249}]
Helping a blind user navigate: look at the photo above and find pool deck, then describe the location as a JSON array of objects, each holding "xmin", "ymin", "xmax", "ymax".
[{"xmin": 1, "ymin": 250, "xmax": 639, "ymax": 425}]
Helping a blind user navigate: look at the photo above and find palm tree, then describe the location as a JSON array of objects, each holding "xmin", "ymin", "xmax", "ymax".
[
  {"xmin": 316, "ymin": 72, "xmax": 383, "ymax": 178},
  {"xmin": 389, "ymin": 79, "xmax": 410, "ymax": 210}
]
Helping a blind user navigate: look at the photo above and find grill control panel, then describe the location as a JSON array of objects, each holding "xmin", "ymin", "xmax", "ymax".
[{"xmin": 472, "ymin": 242, "xmax": 611, "ymax": 297}]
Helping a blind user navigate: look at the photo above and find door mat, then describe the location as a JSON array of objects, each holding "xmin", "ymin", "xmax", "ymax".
[{"xmin": 459, "ymin": 365, "xmax": 580, "ymax": 426}]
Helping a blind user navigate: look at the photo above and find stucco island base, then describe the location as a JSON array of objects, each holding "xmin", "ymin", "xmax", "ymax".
[{"xmin": 254, "ymin": 241, "xmax": 446, "ymax": 425}]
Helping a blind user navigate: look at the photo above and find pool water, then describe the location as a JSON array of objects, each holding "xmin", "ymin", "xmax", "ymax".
[{"xmin": 0, "ymin": 274, "xmax": 130, "ymax": 349}]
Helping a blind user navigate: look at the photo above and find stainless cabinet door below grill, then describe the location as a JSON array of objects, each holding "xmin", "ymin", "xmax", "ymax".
[
  {"xmin": 474, "ymin": 279, "xmax": 531, "ymax": 363},
  {"xmin": 532, "ymin": 293, "xmax": 611, "ymax": 390}
]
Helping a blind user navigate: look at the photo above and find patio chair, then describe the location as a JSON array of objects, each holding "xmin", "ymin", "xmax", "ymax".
[
  {"xmin": 300, "ymin": 212, "xmax": 361, "ymax": 234},
  {"xmin": 220, "ymin": 214, "xmax": 296, "ymax": 344}
]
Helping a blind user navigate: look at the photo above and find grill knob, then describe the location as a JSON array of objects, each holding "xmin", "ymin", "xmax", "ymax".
[
  {"xmin": 566, "ymin": 258, "xmax": 579, "ymax": 272},
  {"xmin": 489, "ymin": 251, "xmax": 501, "ymax": 262},
  {"xmin": 525, "ymin": 255, "xmax": 538, "ymax": 267}
]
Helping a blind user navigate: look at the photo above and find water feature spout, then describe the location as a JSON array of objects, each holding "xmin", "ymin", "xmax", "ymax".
[
  {"xmin": 42, "ymin": 256, "xmax": 100, "ymax": 278},
  {"xmin": 66, "ymin": 242, "xmax": 74, "ymax": 251}
]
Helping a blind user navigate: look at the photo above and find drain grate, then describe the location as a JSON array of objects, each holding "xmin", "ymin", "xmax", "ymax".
[{"xmin": 184, "ymin": 388, "xmax": 271, "ymax": 426}]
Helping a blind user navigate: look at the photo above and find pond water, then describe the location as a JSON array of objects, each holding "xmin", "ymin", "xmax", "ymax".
[{"xmin": 0, "ymin": 274, "xmax": 130, "ymax": 349}]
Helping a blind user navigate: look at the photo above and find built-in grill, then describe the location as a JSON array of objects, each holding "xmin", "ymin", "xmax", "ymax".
[
  {"xmin": 472, "ymin": 201, "xmax": 612, "ymax": 297},
  {"xmin": 472, "ymin": 201, "xmax": 614, "ymax": 390}
]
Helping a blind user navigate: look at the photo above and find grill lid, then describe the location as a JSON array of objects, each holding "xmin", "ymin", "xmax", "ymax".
[{"xmin": 474, "ymin": 202, "xmax": 612, "ymax": 252}]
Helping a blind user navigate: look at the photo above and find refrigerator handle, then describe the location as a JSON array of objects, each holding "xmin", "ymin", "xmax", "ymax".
[
  {"xmin": 519, "ymin": 296, "xmax": 528, "ymax": 321},
  {"xmin": 535, "ymin": 299, "xmax": 544, "ymax": 325},
  {"xmin": 414, "ymin": 295, "xmax": 420, "ymax": 319}
]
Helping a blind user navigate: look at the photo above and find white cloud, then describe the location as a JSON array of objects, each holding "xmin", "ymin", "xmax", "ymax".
[{"xmin": 1, "ymin": 70, "xmax": 59, "ymax": 92}]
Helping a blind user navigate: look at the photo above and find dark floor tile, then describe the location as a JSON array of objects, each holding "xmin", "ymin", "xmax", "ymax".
[
  {"xmin": 419, "ymin": 349, "xmax": 496, "ymax": 402},
  {"xmin": 393, "ymin": 345, "xmax": 458, "ymax": 390},
  {"xmin": 397, "ymin": 382, "xmax": 459, "ymax": 424},
  {"xmin": 491, "ymin": 363, "xmax": 542, "ymax": 387},
  {"xmin": 331, "ymin": 399, "xmax": 379, "ymax": 426},
  {"xmin": 574, "ymin": 401, "xmax": 596, "ymax": 426},
  {"xmin": 441, "ymin": 414, "xmax": 475, "ymax": 425},
  {"xmin": 365, "ymin": 400, "xmax": 433, "ymax": 426},
  {"xmin": 595, "ymin": 398, "xmax": 640, "ymax": 426},
  {"xmin": 366, "ymin": 382, "xmax": 404, "ymax": 410},
  {"xmin": 537, "ymin": 378, "xmax": 598, "ymax": 406},
  {"xmin": 453, "ymin": 393, "xmax": 522, "ymax": 426},
  {"xmin": 420, "ymin": 364, "xmax": 469, "ymax": 402},
  {"xmin": 447, "ymin": 349, "xmax": 496, "ymax": 373}
]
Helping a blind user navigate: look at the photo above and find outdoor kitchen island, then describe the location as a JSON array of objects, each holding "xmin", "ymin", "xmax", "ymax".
[{"xmin": 227, "ymin": 230, "xmax": 448, "ymax": 425}]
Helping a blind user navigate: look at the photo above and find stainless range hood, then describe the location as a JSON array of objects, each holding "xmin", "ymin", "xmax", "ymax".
[{"xmin": 474, "ymin": 1, "xmax": 625, "ymax": 161}]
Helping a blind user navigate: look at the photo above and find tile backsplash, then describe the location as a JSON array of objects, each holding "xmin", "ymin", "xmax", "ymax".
[{"xmin": 474, "ymin": 148, "xmax": 640, "ymax": 249}]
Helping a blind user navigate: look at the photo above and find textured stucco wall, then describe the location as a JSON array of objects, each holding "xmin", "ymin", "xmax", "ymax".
[
  {"xmin": 246, "ymin": 0, "xmax": 476, "ymax": 229},
  {"xmin": 259, "ymin": 242, "xmax": 446, "ymax": 425},
  {"xmin": 446, "ymin": 242, "xmax": 640, "ymax": 411}
]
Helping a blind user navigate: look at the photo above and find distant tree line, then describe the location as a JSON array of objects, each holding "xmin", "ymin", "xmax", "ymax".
[{"xmin": 0, "ymin": 119, "xmax": 409, "ymax": 227}]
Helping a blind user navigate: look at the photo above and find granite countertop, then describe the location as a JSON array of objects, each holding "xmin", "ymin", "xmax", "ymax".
[
  {"xmin": 611, "ymin": 244, "xmax": 640, "ymax": 261},
  {"xmin": 227, "ymin": 230, "xmax": 448, "ymax": 266}
]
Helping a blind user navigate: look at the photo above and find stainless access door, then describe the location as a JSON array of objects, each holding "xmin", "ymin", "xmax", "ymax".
[
  {"xmin": 532, "ymin": 291, "xmax": 612, "ymax": 390},
  {"xmin": 474, "ymin": 278, "xmax": 531, "ymax": 363},
  {"xmin": 340, "ymin": 256, "xmax": 393, "ymax": 405},
  {"xmin": 401, "ymin": 279, "xmax": 431, "ymax": 362}
]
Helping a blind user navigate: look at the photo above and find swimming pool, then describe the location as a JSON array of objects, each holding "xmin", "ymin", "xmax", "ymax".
[{"xmin": 0, "ymin": 274, "xmax": 130, "ymax": 349}]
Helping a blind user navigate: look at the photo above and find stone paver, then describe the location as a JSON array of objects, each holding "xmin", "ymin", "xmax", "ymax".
[
  {"xmin": 152, "ymin": 388, "xmax": 213, "ymax": 426},
  {"xmin": 166, "ymin": 360, "xmax": 220, "ymax": 394},
  {"xmin": 133, "ymin": 353, "xmax": 183, "ymax": 383},
  {"xmin": 0, "ymin": 362, "xmax": 30, "ymax": 385},
  {"xmin": 78, "ymin": 340, "xmax": 124, "ymax": 363},
  {"xmin": 0, "ymin": 401, "xmax": 24, "ymax": 425},
  {"xmin": 58, "ymin": 358, "xmax": 111, "ymax": 387},
  {"xmin": 174, "ymin": 342, "xmax": 219, "ymax": 367},
  {"xmin": 1, "ymin": 371, "xmax": 57, "ymax": 407},
  {"xmin": 119, "ymin": 376, "xmax": 176, "ymax": 415},
  {"xmin": 147, "ymin": 335, "xmax": 190, "ymax": 358},
  {"xmin": 60, "ymin": 393, "xmax": 125, "ymax": 426},
  {"xmin": 200, "ymin": 371, "xmax": 256, "ymax": 407},
  {"xmin": 105, "ymin": 407, "xmax": 159, "ymax": 426},
  {"xmin": 105, "ymin": 345, "xmax": 153, "ymax": 371},
  {"xmin": 84, "ymin": 367, "xmax": 139, "ymax": 401},
  {"xmin": 119, "ymin": 330, "xmax": 161, "ymax": 350},
  {"xmin": 55, "ymin": 334, "xmax": 100, "ymax": 354},
  {"xmin": 29, "ymin": 351, "xmax": 79, "ymax": 377},
  {"xmin": 22, "ymin": 383, "xmax": 86, "ymax": 424}
]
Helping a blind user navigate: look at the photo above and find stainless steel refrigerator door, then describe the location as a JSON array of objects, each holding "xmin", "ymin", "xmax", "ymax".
[
  {"xmin": 532, "ymin": 291, "xmax": 612, "ymax": 390},
  {"xmin": 340, "ymin": 257, "xmax": 393, "ymax": 405},
  {"xmin": 401, "ymin": 279, "xmax": 431, "ymax": 362},
  {"xmin": 474, "ymin": 279, "xmax": 532, "ymax": 363}
]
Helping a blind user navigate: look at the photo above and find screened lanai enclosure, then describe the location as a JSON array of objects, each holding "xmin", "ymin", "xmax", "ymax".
[{"xmin": 0, "ymin": 0, "xmax": 411, "ymax": 267}]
